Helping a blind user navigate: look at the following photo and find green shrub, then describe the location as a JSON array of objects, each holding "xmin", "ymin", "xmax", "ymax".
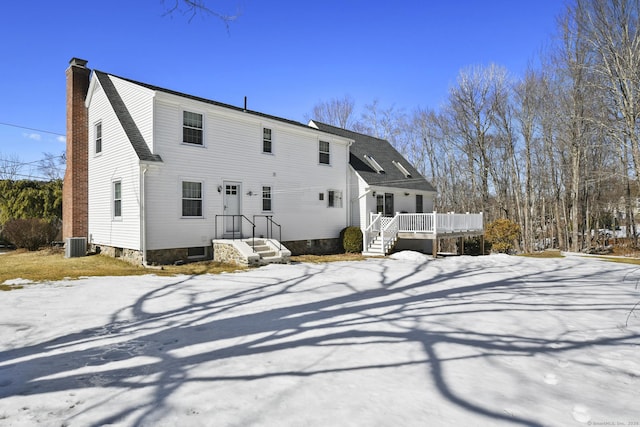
[
  {"xmin": 2, "ymin": 218, "xmax": 58, "ymax": 251},
  {"xmin": 463, "ymin": 236, "xmax": 492, "ymax": 255},
  {"xmin": 486, "ymin": 218, "xmax": 520, "ymax": 254},
  {"xmin": 341, "ymin": 226, "xmax": 363, "ymax": 253}
]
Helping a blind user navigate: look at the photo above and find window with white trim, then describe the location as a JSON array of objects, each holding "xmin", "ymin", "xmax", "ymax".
[
  {"xmin": 113, "ymin": 181, "xmax": 122, "ymax": 218},
  {"xmin": 95, "ymin": 122, "xmax": 102, "ymax": 154},
  {"xmin": 262, "ymin": 186, "xmax": 272, "ymax": 211},
  {"xmin": 182, "ymin": 181, "xmax": 203, "ymax": 217},
  {"xmin": 327, "ymin": 190, "xmax": 342, "ymax": 208},
  {"xmin": 319, "ymin": 140, "xmax": 330, "ymax": 164},
  {"xmin": 263, "ymin": 128, "xmax": 272, "ymax": 153},
  {"xmin": 183, "ymin": 111, "xmax": 203, "ymax": 145}
]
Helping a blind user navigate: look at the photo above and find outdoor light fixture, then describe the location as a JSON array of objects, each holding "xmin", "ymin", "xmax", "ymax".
[{"xmin": 217, "ymin": 185, "xmax": 222, "ymax": 193}]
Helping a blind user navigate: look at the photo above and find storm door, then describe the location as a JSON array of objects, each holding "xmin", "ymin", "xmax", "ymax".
[{"xmin": 224, "ymin": 182, "xmax": 241, "ymax": 235}]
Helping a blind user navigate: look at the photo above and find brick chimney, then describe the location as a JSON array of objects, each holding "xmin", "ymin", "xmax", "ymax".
[{"xmin": 62, "ymin": 58, "xmax": 90, "ymax": 240}]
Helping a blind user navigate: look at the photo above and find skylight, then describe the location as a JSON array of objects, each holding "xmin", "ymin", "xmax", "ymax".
[
  {"xmin": 364, "ymin": 154, "xmax": 385, "ymax": 173},
  {"xmin": 392, "ymin": 160, "xmax": 412, "ymax": 178}
]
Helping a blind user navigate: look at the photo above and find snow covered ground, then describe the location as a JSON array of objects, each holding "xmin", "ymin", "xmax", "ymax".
[{"xmin": 1, "ymin": 253, "xmax": 639, "ymax": 426}]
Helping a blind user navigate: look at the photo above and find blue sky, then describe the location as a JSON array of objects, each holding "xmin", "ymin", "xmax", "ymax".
[{"xmin": 0, "ymin": 0, "xmax": 566, "ymax": 174}]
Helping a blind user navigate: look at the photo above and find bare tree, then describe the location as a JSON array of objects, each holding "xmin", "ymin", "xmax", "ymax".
[
  {"xmin": 307, "ymin": 95, "xmax": 356, "ymax": 129},
  {"xmin": 162, "ymin": 0, "xmax": 239, "ymax": 28},
  {"xmin": 575, "ymin": 0, "xmax": 640, "ymax": 244},
  {"xmin": 0, "ymin": 153, "xmax": 23, "ymax": 180},
  {"xmin": 446, "ymin": 64, "xmax": 510, "ymax": 215},
  {"xmin": 38, "ymin": 152, "xmax": 66, "ymax": 181}
]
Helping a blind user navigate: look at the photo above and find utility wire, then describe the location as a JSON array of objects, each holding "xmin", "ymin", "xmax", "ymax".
[{"xmin": 0, "ymin": 121, "xmax": 65, "ymax": 137}]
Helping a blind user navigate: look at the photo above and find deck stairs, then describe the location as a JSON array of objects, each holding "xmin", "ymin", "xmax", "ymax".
[{"xmin": 363, "ymin": 233, "xmax": 398, "ymax": 256}]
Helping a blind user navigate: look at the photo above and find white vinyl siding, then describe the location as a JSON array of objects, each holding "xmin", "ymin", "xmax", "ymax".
[
  {"xmin": 87, "ymin": 80, "xmax": 143, "ymax": 250},
  {"xmin": 143, "ymin": 94, "xmax": 351, "ymax": 249}
]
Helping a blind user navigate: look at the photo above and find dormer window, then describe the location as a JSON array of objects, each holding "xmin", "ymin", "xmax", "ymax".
[
  {"xmin": 364, "ymin": 154, "xmax": 385, "ymax": 173},
  {"xmin": 392, "ymin": 160, "xmax": 412, "ymax": 178}
]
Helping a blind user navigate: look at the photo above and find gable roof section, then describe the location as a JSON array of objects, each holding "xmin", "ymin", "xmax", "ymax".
[
  {"xmin": 98, "ymin": 71, "xmax": 328, "ymax": 134},
  {"xmin": 93, "ymin": 71, "xmax": 162, "ymax": 163},
  {"xmin": 311, "ymin": 121, "xmax": 436, "ymax": 192}
]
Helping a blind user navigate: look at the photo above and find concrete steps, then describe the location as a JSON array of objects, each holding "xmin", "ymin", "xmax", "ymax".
[{"xmin": 245, "ymin": 239, "xmax": 290, "ymax": 264}]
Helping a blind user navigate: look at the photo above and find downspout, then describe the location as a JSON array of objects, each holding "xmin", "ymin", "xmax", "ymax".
[
  {"xmin": 140, "ymin": 164, "xmax": 148, "ymax": 265},
  {"xmin": 345, "ymin": 139, "xmax": 353, "ymax": 226}
]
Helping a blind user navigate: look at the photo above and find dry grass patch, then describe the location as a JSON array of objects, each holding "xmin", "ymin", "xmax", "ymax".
[
  {"xmin": 519, "ymin": 250, "xmax": 564, "ymax": 258},
  {"xmin": 291, "ymin": 253, "xmax": 367, "ymax": 263},
  {"xmin": 593, "ymin": 256, "xmax": 640, "ymax": 265},
  {"xmin": 0, "ymin": 248, "xmax": 244, "ymax": 287}
]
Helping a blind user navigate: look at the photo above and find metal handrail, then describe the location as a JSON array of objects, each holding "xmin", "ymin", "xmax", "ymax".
[
  {"xmin": 253, "ymin": 215, "xmax": 282, "ymax": 250},
  {"xmin": 214, "ymin": 215, "xmax": 256, "ymax": 251}
]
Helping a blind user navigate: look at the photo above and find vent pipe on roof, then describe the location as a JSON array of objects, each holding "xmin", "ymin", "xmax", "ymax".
[{"xmin": 244, "ymin": 96, "xmax": 247, "ymax": 112}]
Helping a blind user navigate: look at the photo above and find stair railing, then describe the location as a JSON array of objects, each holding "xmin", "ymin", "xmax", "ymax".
[
  {"xmin": 214, "ymin": 215, "xmax": 256, "ymax": 252},
  {"xmin": 381, "ymin": 215, "xmax": 399, "ymax": 254},
  {"xmin": 253, "ymin": 215, "xmax": 282, "ymax": 250},
  {"xmin": 364, "ymin": 213, "xmax": 382, "ymax": 251}
]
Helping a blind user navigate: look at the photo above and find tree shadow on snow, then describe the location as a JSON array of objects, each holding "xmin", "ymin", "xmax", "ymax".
[{"xmin": 0, "ymin": 256, "xmax": 638, "ymax": 426}]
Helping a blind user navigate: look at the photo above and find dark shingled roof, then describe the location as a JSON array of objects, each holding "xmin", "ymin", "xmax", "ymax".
[
  {"xmin": 311, "ymin": 121, "xmax": 436, "ymax": 192},
  {"xmin": 97, "ymin": 71, "xmax": 321, "ymax": 133},
  {"xmin": 94, "ymin": 71, "xmax": 162, "ymax": 162}
]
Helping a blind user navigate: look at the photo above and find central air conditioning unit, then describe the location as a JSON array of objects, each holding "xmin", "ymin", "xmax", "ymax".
[{"xmin": 65, "ymin": 237, "xmax": 87, "ymax": 258}]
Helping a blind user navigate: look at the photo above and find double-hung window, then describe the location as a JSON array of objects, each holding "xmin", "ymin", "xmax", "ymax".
[
  {"xmin": 113, "ymin": 181, "xmax": 122, "ymax": 218},
  {"xmin": 183, "ymin": 111, "xmax": 203, "ymax": 145},
  {"xmin": 182, "ymin": 181, "xmax": 203, "ymax": 217},
  {"xmin": 95, "ymin": 122, "xmax": 102, "ymax": 154},
  {"xmin": 319, "ymin": 141, "xmax": 330, "ymax": 164},
  {"xmin": 263, "ymin": 128, "xmax": 272, "ymax": 153},
  {"xmin": 262, "ymin": 186, "xmax": 272, "ymax": 211}
]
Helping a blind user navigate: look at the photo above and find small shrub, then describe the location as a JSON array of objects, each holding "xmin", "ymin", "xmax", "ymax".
[
  {"xmin": 2, "ymin": 218, "xmax": 58, "ymax": 251},
  {"xmin": 463, "ymin": 236, "xmax": 491, "ymax": 255},
  {"xmin": 486, "ymin": 218, "xmax": 521, "ymax": 254},
  {"xmin": 341, "ymin": 226, "xmax": 363, "ymax": 253}
]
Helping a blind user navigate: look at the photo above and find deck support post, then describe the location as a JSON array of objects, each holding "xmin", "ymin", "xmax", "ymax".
[
  {"xmin": 432, "ymin": 238, "xmax": 438, "ymax": 258},
  {"xmin": 458, "ymin": 237, "xmax": 464, "ymax": 255}
]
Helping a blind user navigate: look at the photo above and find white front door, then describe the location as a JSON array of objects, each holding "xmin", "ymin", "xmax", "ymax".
[{"xmin": 224, "ymin": 182, "xmax": 241, "ymax": 234}]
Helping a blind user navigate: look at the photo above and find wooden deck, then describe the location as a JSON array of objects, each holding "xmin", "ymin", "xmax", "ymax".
[{"xmin": 364, "ymin": 212, "xmax": 484, "ymax": 255}]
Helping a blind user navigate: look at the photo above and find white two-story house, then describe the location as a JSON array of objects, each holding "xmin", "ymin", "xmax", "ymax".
[{"xmin": 62, "ymin": 58, "xmax": 481, "ymax": 265}]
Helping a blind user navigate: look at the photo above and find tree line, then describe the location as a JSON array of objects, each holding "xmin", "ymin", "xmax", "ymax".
[{"xmin": 310, "ymin": 0, "xmax": 640, "ymax": 253}]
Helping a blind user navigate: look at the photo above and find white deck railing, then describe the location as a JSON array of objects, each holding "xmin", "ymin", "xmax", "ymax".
[
  {"xmin": 365, "ymin": 212, "xmax": 484, "ymax": 254},
  {"xmin": 364, "ymin": 213, "xmax": 382, "ymax": 252}
]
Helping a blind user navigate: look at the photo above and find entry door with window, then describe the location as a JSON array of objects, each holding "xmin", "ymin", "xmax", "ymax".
[
  {"xmin": 384, "ymin": 193, "xmax": 394, "ymax": 216},
  {"xmin": 224, "ymin": 182, "xmax": 241, "ymax": 234}
]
